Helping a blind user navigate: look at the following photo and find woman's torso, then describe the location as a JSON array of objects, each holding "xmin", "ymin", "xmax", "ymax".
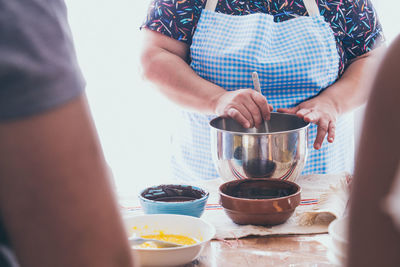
[{"xmin": 142, "ymin": 0, "xmax": 384, "ymax": 181}]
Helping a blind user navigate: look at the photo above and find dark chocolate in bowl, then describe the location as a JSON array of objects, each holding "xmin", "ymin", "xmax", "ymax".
[
  {"xmin": 222, "ymin": 179, "xmax": 298, "ymax": 199},
  {"xmin": 139, "ymin": 184, "xmax": 209, "ymax": 217},
  {"xmin": 219, "ymin": 179, "xmax": 301, "ymax": 225},
  {"xmin": 141, "ymin": 184, "xmax": 206, "ymax": 202}
]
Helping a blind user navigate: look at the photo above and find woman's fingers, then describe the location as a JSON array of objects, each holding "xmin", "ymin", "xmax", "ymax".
[
  {"xmin": 327, "ymin": 121, "xmax": 336, "ymax": 143},
  {"xmin": 227, "ymin": 107, "xmax": 251, "ymax": 128},
  {"xmin": 276, "ymin": 98, "xmax": 338, "ymax": 149},
  {"xmin": 311, "ymin": 112, "xmax": 336, "ymax": 149},
  {"xmin": 277, "ymin": 107, "xmax": 298, "ymax": 114},
  {"xmin": 314, "ymin": 118, "xmax": 329, "ymax": 150},
  {"xmin": 303, "ymin": 110, "xmax": 319, "ymax": 123},
  {"xmin": 217, "ymin": 89, "xmax": 273, "ymax": 128},
  {"xmin": 227, "ymin": 108, "xmax": 244, "ymax": 125},
  {"xmin": 244, "ymin": 96, "xmax": 264, "ymax": 127},
  {"xmin": 297, "ymin": 109, "xmax": 313, "ymax": 119},
  {"xmin": 251, "ymin": 91, "xmax": 271, "ymax": 122},
  {"xmin": 229, "ymin": 90, "xmax": 270, "ymax": 128}
]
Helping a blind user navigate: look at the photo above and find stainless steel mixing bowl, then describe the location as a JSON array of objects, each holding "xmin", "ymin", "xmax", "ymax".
[{"xmin": 209, "ymin": 112, "xmax": 310, "ymax": 182}]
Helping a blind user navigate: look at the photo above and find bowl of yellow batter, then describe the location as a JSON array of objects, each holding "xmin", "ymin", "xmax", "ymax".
[{"xmin": 123, "ymin": 214, "xmax": 216, "ymax": 266}]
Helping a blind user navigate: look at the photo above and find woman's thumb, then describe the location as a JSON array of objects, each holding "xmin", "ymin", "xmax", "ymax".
[{"xmin": 277, "ymin": 107, "xmax": 297, "ymax": 114}]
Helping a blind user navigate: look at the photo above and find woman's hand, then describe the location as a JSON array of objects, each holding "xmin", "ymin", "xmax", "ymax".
[
  {"xmin": 277, "ymin": 97, "xmax": 339, "ymax": 150},
  {"xmin": 213, "ymin": 89, "xmax": 273, "ymax": 128}
]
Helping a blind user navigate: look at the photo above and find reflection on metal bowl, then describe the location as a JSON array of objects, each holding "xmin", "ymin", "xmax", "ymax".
[{"xmin": 209, "ymin": 112, "xmax": 309, "ymax": 182}]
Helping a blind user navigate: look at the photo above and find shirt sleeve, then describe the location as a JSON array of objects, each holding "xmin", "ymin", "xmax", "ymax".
[
  {"xmin": 141, "ymin": 0, "xmax": 205, "ymax": 45},
  {"xmin": 0, "ymin": 0, "xmax": 85, "ymax": 121},
  {"xmin": 341, "ymin": 0, "xmax": 385, "ymax": 61}
]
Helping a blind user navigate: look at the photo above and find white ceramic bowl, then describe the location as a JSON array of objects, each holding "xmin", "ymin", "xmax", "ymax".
[
  {"xmin": 326, "ymin": 249, "xmax": 342, "ymax": 266},
  {"xmin": 328, "ymin": 216, "xmax": 349, "ymax": 265},
  {"xmin": 123, "ymin": 214, "xmax": 216, "ymax": 266},
  {"xmin": 328, "ymin": 217, "xmax": 348, "ymax": 253}
]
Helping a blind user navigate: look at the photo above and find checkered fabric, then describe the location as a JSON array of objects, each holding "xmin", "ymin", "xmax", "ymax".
[{"xmin": 171, "ymin": 8, "xmax": 354, "ymax": 181}]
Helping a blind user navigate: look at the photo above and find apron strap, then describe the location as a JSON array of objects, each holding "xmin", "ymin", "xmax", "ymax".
[
  {"xmin": 205, "ymin": 0, "xmax": 318, "ymax": 15},
  {"xmin": 302, "ymin": 0, "xmax": 320, "ymax": 16},
  {"xmin": 205, "ymin": 0, "xmax": 218, "ymax": 11}
]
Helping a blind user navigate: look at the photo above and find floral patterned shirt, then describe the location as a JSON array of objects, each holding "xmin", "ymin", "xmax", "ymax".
[{"xmin": 142, "ymin": 0, "xmax": 384, "ymax": 75}]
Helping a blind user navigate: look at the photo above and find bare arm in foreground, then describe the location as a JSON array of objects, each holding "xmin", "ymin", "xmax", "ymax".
[{"xmin": 0, "ymin": 96, "xmax": 135, "ymax": 267}]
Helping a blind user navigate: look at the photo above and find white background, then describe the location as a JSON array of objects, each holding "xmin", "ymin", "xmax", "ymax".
[{"xmin": 65, "ymin": 0, "xmax": 399, "ymax": 197}]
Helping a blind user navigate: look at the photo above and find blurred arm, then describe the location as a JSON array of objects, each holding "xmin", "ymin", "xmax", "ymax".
[
  {"xmin": 0, "ymin": 95, "xmax": 135, "ymax": 267},
  {"xmin": 347, "ymin": 36, "xmax": 400, "ymax": 267}
]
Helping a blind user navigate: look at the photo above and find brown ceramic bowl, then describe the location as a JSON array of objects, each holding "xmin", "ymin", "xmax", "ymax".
[{"xmin": 219, "ymin": 179, "xmax": 301, "ymax": 225}]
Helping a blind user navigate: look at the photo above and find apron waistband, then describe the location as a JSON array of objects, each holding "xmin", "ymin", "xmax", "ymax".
[{"xmin": 204, "ymin": 0, "xmax": 320, "ymax": 16}]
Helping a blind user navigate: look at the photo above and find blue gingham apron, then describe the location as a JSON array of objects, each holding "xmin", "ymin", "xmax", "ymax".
[{"xmin": 170, "ymin": 0, "xmax": 354, "ymax": 181}]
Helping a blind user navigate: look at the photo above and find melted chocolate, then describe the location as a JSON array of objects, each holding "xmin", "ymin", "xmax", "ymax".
[
  {"xmin": 223, "ymin": 180, "xmax": 297, "ymax": 199},
  {"xmin": 141, "ymin": 184, "xmax": 206, "ymax": 202},
  {"xmin": 155, "ymin": 196, "xmax": 198, "ymax": 202}
]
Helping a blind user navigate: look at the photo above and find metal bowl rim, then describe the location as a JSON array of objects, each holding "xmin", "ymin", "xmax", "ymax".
[{"xmin": 209, "ymin": 112, "xmax": 310, "ymax": 135}]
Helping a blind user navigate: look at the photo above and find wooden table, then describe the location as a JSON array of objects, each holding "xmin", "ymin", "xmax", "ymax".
[{"xmin": 185, "ymin": 234, "xmax": 334, "ymax": 267}]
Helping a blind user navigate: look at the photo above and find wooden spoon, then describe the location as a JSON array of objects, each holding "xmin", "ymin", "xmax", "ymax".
[{"xmin": 252, "ymin": 71, "xmax": 270, "ymax": 132}]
